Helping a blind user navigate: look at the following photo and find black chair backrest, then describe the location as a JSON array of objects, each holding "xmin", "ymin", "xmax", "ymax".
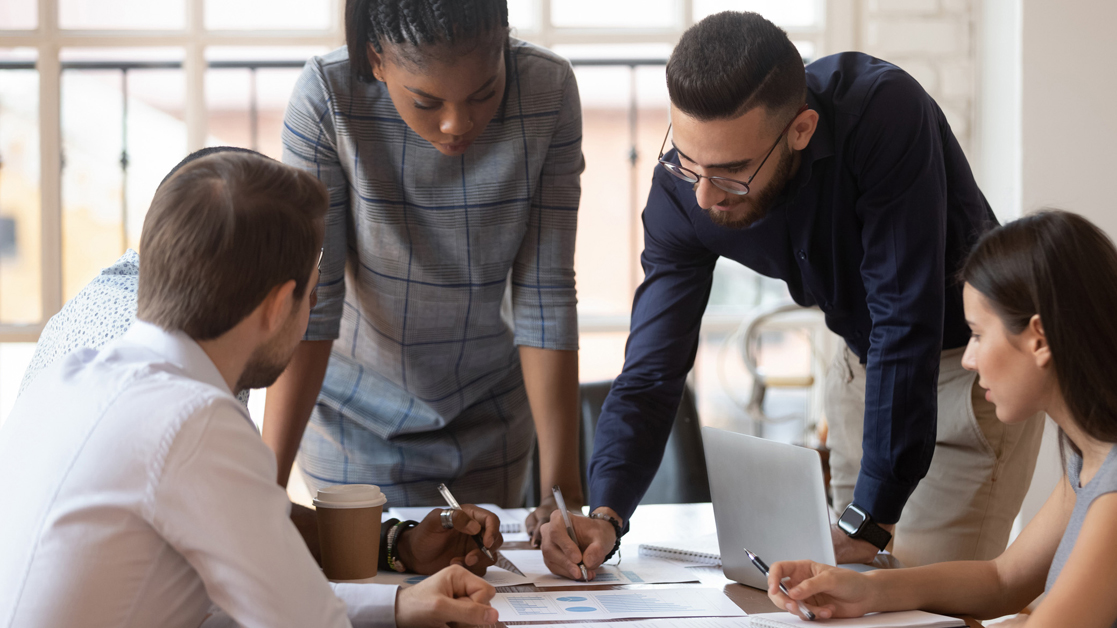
[{"xmin": 528, "ymin": 379, "xmax": 711, "ymax": 507}]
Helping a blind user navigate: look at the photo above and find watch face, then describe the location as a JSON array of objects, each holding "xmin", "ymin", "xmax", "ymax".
[{"xmin": 838, "ymin": 505, "xmax": 867, "ymax": 536}]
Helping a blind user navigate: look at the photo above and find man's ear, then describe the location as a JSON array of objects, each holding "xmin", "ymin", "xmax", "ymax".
[
  {"xmin": 260, "ymin": 279, "xmax": 298, "ymax": 334},
  {"xmin": 367, "ymin": 43, "xmax": 385, "ymax": 82},
  {"xmin": 1029, "ymin": 314, "xmax": 1051, "ymax": 368},
  {"xmin": 787, "ymin": 108, "xmax": 818, "ymax": 151}
]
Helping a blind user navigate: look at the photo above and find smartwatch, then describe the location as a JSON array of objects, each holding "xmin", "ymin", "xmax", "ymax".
[{"xmin": 837, "ymin": 503, "xmax": 892, "ymax": 551}]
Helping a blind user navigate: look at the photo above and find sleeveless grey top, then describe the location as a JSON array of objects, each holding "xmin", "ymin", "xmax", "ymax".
[{"xmin": 1046, "ymin": 444, "xmax": 1117, "ymax": 620}]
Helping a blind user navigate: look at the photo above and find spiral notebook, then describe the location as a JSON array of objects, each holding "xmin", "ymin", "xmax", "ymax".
[
  {"xmin": 748, "ymin": 611, "xmax": 965, "ymax": 627},
  {"xmin": 637, "ymin": 533, "xmax": 722, "ymax": 566}
]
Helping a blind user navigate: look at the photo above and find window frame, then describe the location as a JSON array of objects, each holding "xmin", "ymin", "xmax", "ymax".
[{"xmin": 0, "ymin": 0, "xmax": 844, "ymax": 341}]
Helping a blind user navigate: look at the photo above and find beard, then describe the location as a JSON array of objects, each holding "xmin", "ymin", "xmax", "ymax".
[
  {"xmin": 234, "ymin": 314, "xmax": 301, "ymax": 393},
  {"xmin": 705, "ymin": 142, "xmax": 796, "ymax": 230}
]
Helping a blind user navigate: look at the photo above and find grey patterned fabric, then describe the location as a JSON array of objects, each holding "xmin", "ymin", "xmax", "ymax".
[
  {"xmin": 1046, "ymin": 444, "xmax": 1117, "ymax": 622},
  {"xmin": 282, "ymin": 39, "xmax": 582, "ymax": 507}
]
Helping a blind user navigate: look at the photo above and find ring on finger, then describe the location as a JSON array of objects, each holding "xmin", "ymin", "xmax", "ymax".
[{"xmin": 441, "ymin": 508, "xmax": 456, "ymax": 529}]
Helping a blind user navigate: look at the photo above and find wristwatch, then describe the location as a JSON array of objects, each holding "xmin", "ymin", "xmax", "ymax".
[{"xmin": 837, "ymin": 503, "xmax": 892, "ymax": 551}]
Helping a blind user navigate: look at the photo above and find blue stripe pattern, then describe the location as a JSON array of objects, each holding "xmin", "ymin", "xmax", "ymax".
[{"xmin": 281, "ymin": 39, "xmax": 582, "ymax": 507}]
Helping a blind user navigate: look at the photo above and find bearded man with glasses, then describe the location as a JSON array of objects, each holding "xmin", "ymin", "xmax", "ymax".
[{"xmin": 539, "ymin": 11, "xmax": 1045, "ymax": 577}]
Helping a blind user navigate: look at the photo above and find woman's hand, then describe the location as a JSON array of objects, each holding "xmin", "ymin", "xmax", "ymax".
[
  {"xmin": 767, "ymin": 560, "xmax": 879, "ymax": 620},
  {"xmin": 395, "ymin": 565, "xmax": 499, "ymax": 628},
  {"xmin": 397, "ymin": 505, "xmax": 504, "ymax": 575}
]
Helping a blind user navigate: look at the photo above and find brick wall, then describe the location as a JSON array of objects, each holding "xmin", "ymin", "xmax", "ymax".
[{"xmin": 858, "ymin": 0, "xmax": 977, "ymax": 155}]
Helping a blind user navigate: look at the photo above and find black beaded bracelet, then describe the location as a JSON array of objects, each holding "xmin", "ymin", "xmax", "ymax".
[{"xmin": 590, "ymin": 512, "xmax": 623, "ymax": 562}]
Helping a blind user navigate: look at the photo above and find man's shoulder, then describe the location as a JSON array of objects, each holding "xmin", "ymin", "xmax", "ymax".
[{"xmin": 807, "ymin": 52, "xmax": 929, "ymax": 118}]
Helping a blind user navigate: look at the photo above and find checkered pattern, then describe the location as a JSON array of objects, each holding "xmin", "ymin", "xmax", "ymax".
[{"xmin": 282, "ymin": 40, "xmax": 582, "ymax": 507}]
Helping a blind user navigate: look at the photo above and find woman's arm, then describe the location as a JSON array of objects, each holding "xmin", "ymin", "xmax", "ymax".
[
  {"xmin": 770, "ymin": 476, "xmax": 1075, "ymax": 621},
  {"xmin": 262, "ymin": 340, "xmax": 333, "ymax": 486},
  {"xmin": 520, "ymin": 347, "xmax": 583, "ymax": 539},
  {"xmin": 1026, "ymin": 490, "xmax": 1117, "ymax": 627}
]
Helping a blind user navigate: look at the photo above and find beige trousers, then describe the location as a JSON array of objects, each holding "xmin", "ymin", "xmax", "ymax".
[{"xmin": 826, "ymin": 345, "xmax": 1044, "ymax": 567}]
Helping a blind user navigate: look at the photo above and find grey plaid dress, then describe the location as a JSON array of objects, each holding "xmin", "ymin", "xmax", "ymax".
[{"xmin": 282, "ymin": 39, "xmax": 582, "ymax": 507}]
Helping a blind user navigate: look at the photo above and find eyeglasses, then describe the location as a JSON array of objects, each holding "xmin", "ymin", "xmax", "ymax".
[{"xmin": 657, "ymin": 103, "xmax": 809, "ymax": 196}]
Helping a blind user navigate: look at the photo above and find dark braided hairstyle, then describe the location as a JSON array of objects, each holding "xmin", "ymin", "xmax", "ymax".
[{"xmin": 346, "ymin": 0, "xmax": 509, "ymax": 81}]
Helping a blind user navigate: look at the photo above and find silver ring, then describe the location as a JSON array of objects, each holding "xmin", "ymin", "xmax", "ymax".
[{"xmin": 440, "ymin": 508, "xmax": 456, "ymax": 529}]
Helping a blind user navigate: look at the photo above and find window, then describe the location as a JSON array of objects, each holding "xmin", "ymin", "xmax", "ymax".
[{"xmin": 1, "ymin": 0, "xmax": 831, "ymax": 433}]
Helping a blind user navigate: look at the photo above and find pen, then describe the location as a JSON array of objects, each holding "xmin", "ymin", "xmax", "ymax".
[
  {"xmin": 436, "ymin": 483, "xmax": 526, "ymax": 576},
  {"xmin": 552, "ymin": 485, "xmax": 590, "ymax": 582},
  {"xmin": 437, "ymin": 483, "xmax": 495, "ymax": 562},
  {"xmin": 745, "ymin": 548, "xmax": 816, "ymax": 621}
]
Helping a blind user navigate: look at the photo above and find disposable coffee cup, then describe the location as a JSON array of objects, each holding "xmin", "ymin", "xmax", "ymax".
[{"xmin": 313, "ymin": 484, "xmax": 388, "ymax": 580}]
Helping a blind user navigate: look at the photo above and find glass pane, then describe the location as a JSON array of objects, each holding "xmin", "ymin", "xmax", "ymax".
[
  {"xmin": 693, "ymin": 0, "xmax": 821, "ymax": 29},
  {"xmin": 205, "ymin": 0, "xmax": 331, "ymax": 30},
  {"xmin": 0, "ymin": 52, "xmax": 42, "ymax": 325},
  {"xmin": 59, "ymin": 0, "xmax": 185, "ymax": 30},
  {"xmin": 61, "ymin": 50, "xmax": 185, "ymax": 301},
  {"xmin": 206, "ymin": 47, "xmax": 323, "ymax": 159},
  {"xmin": 0, "ymin": 0, "xmax": 37, "ymax": 30},
  {"xmin": 508, "ymin": 0, "xmax": 536, "ymax": 32},
  {"xmin": 552, "ymin": 0, "xmax": 676, "ymax": 29},
  {"xmin": 579, "ymin": 331, "xmax": 628, "ymax": 382}
]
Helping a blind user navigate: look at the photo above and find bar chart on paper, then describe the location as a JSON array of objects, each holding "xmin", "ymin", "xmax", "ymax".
[{"xmin": 490, "ymin": 588, "xmax": 747, "ymax": 621}]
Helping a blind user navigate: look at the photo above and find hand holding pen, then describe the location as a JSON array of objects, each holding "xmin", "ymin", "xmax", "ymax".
[
  {"xmin": 747, "ymin": 548, "xmax": 818, "ymax": 621},
  {"xmin": 551, "ymin": 485, "xmax": 590, "ymax": 581},
  {"xmin": 436, "ymin": 483, "xmax": 525, "ymax": 576}
]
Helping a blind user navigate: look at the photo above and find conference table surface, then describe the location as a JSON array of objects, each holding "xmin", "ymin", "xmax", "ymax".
[{"xmin": 486, "ymin": 503, "xmax": 982, "ymax": 628}]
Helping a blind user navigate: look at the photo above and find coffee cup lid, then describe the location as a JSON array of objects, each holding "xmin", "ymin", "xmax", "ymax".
[{"xmin": 313, "ymin": 484, "xmax": 388, "ymax": 509}]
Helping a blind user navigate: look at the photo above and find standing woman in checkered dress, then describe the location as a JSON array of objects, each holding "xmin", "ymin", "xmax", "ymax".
[{"xmin": 269, "ymin": 0, "xmax": 584, "ymax": 540}]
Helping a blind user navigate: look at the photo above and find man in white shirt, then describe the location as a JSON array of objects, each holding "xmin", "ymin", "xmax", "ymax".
[{"xmin": 0, "ymin": 150, "xmax": 501, "ymax": 628}]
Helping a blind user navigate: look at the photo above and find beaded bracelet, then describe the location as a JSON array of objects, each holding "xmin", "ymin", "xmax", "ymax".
[
  {"xmin": 386, "ymin": 520, "xmax": 418, "ymax": 572},
  {"xmin": 590, "ymin": 512, "xmax": 623, "ymax": 562}
]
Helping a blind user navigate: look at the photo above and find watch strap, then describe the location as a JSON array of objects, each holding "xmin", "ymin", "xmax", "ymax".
[{"xmin": 853, "ymin": 519, "xmax": 892, "ymax": 551}]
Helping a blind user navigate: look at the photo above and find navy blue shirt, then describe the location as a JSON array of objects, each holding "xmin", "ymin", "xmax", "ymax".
[{"xmin": 587, "ymin": 52, "xmax": 996, "ymax": 525}]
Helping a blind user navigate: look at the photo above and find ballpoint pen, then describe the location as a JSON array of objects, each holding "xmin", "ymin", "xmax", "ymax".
[
  {"xmin": 552, "ymin": 485, "xmax": 590, "ymax": 582},
  {"xmin": 745, "ymin": 548, "xmax": 816, "ymax": 621},
  {"xmin": 436, "ymin": 483, "xmax": 525, "ymax": 576}
]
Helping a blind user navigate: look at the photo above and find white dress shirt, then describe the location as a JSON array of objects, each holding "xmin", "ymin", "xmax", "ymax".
[{"xmin": 0, "ymin": 321, "xmax": 397, "ymax": 628}]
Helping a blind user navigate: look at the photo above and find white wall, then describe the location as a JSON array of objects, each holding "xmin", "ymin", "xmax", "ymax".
[{"xmin": 1009, "ymin": 0, "xmax": 1117, "ymax": 532}]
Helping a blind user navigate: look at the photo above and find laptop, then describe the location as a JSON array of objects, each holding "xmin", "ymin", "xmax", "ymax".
[{"xmin": 702, "ymin": 425, "xmax": 874, "ymax": 590}]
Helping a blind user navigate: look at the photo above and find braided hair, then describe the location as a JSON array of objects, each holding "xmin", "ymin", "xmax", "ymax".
[{"xmin": 346, "ymin": 0, "xmax": 509, "ymax": 81}]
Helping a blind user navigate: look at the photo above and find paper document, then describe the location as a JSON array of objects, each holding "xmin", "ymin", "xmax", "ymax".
[
  {"xmin": 368, "ymin": 565, "xmax": 532, "ymax": 588},
  {"xmin": 387, "ymin": 504, "xmax": 531, "ymax": 541},
  {"xmin": 747, "ymin": 611, "xmax": 965, "ymax": 627},
  {"xmin": 500, "ymin": 549, "xmax": 698, "ymax": 587},
  {"xmin": 490, "ymin": 588, "xmax": 746, "ymax": 621},
  {"xmin": 524, "ymin": 619, "xmax": 752, "ymax": 628}
]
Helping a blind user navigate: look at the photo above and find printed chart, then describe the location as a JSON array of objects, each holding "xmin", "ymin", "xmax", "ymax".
[
  {"xmin": 500, "ymin": 549, "xmax": 698, "ymax": 587},
  {"xmin": 490, "ymin": 588, "xmax": 747, "ymax": 621}
]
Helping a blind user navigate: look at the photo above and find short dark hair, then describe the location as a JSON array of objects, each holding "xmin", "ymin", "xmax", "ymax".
[
  {"xmin": 346, "ymin": 0, "xmax": 509, "ymax": 81},
  {"xmin": 961, "ymin": 210, "xmax": 1117, "ymax": 451},
  {"xmin": 137, "ymin": 151, "xmax": 327, "ymax": 341},
  {"xmin": 667, "ymin": 11, "xmax": 806, "ymax": 122}
]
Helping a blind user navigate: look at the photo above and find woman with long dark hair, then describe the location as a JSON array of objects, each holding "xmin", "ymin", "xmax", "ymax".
[
  {"xmin": 268, "ymin": 0, "xmax": 583, "ymax": 538},
  {"xmin": 764, "ymin": 210, "xmax": 1117, "ymax": 627}
]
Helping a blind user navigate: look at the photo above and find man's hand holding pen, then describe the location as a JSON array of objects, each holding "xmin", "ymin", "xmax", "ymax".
[{"xmin": 539, "ymin": 507, "xmax": 620, "ymax": 581}]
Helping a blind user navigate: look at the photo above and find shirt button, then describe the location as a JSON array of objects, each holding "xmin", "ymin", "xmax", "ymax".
[{"xmin": 797, "ymin": 250, "xmax": 806, "ymax": 261}]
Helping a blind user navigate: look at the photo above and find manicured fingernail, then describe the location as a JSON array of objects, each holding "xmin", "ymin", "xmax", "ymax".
[
  {"xmin": 485, "ymin": 609, "xmax": 498, "ymax": 623},
  {"xmin": 786, "ymin": 602, "xmax": 796, "ymax": 612}
]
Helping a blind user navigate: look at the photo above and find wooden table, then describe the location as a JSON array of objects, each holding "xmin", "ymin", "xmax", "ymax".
[{"xmin": 487, "ymin": 503, "xmax": 981, "ymax": 628}]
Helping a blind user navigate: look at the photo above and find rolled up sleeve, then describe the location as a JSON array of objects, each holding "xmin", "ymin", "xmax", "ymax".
[
  {"xmin": 511, "ymin": 64, "xmax": 583, "ymax": 351},
  {"xmin": 282, "ymin": 58, "xmax": 350, "ymax": 342}
]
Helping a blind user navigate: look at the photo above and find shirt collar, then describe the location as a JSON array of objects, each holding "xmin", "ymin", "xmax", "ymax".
[
  {"xmin": 789, "ymin": 92, "xmax": 835, "ymax": 190},
  {"xmin": 121, "ymin": 320, "xmax": 233, "ymax": 397}
]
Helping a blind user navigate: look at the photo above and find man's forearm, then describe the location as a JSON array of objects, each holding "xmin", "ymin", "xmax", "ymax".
[
  {"xmin": 262, "ymin": 340, "xmax": 333, "ymax": 487},
  {"xmin": 519, "ymin": 346, "xmax": 583, "ymax": 502}
]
